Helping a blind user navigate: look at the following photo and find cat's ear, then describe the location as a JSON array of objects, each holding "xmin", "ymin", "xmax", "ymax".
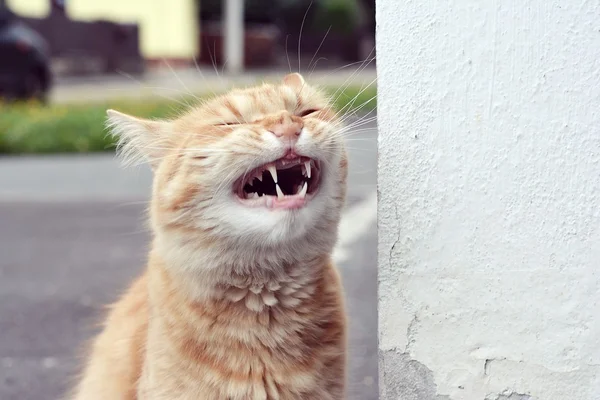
[
  {"xmin": 106, "ymin": 109, "xmax": 171, "ymax": 169},
  {"xmin": 283, "ymin": 73, "xmax": 305, "ymax": 90}
]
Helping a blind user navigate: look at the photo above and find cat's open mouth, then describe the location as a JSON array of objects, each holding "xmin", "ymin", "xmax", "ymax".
[{"xmin": 234, "ymin": 156, "xmax": 321, "ymax": 209}]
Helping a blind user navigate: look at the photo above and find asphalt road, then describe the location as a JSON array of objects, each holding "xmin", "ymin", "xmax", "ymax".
[{"xmin": 0, "ymin": 117, "xmax": 377, "ymax": 400}]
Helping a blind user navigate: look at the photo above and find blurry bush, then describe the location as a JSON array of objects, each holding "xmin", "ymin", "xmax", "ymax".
[
  {"xmin": 275, "ymin": 0, "xmax": 368, "ymax": 63},
  {"xmin": 276, "ymin": 0, "xmax": 361, "ymax": 34},
  {"xmin": 0, "ymin": 85, "xmax": 375, "ymax": 154},
  {"xmin": 199, "ymin": 0, "xmax": 365, "ymax": 36},
  {"xmin": 312, "ymin": 0, "xmax": 361, "ymax": 35},
  {"xmin": 0, "ymin": 98, "xmax": 186, "ymax": 154}
]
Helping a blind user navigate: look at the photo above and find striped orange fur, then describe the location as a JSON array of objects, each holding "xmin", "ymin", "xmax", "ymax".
[{"xmin": 69, "ymin": 73, "xmax": 348, "ymax": 400}]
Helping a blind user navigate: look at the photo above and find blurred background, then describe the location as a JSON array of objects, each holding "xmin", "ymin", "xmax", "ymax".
[
  {"xmin": 1, "ymin": 0, "xmax": 374, "ymax": 97},
  {"xmin": 0, "ymin": 0, "xmax": 377, "ymax": 399}
]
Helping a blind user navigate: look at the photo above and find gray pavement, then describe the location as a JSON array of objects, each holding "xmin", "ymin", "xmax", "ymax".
[{"xmin": 0, "ymin": 117, "xmax": 377, "ymax": 400}]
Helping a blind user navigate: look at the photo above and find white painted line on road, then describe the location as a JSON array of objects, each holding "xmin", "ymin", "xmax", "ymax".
[{"xmin": 333, "ymin": 191, "xmax": 378, "ymax": 264}]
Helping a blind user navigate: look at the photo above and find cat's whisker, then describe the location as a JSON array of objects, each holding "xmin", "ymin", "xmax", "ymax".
[
  {"xmin": 285, "ymin": 34, "xmax": 292, "ymax": 73},
  {"xmin": 327, "ymin": 55, "xmax": 376, "ymax": 75},
  {"xmin": 340, "ymin": 120, "xmax": 378, "ymax": 135},
  {"xmin": 339, "ymin": 93, "xmax": 378, "ymax": 116},
  {"xmin": 163, "ymin": 58, "xmax": 200, "ymax": 101},
  {"xmin": 330, "ymin": 116, "xmax": 378, "ymax": 135},
  {"xmin": 326, "ymin": 47, "xmax": 376, "ymax": 106},
  {"xmin": 342, "ymin": 147, "xmax": 377, "ymax": 153},
  {"xmin": 347, "ymin": 112, "xmax": 378, "ymax": 123},
  {"xmin": 193, "ymin": 57, "xmax": 222, "ymax": 100},
  {"xmin": 335, "ymin": 118, "xmax": 377, "ymax": 136},
  {"xmin": 332, "ymin": 106, "xmax": 376, "ymax": 132},
  {"xmin": 297, "ymin": 1, "xmax": 314, "ymax": 74},
  {"xmin": 112, "ymin": 73, "xmax": 196, "ymax": 110},
  {"xmin": 309, "ymin": 57, "xmax": 328, "ymax": 76},
  {"xmin": 114, "ymin": 70, "xmax": 181, "ymax": 97},
  {"xmin": 335, "ymin": 125, "xmax": 378, "ymax": 134},
  {"xmin": 308, "ymin": 26, "xmax": 332, "ymax": 76},
  {"xmin": 208, "ymin": 40, "xmax": 220, "ymax": 79},
  {"xmin": 348, "ymin": 168, "xmax": 378, "ymax": 175},
  {"xmin": 114, "ymin": 227, "xmax": 154, "ymax": 237},
  {"xmin": 110, "ymin": 200, "xmax": 152, "ymax": 208},
  {"xmin": 312, "ymin": 56, "xmax": 376, "ymax": 99},
  {"xmin": 338, "ymin": 94, "xmax": 378, "ymax": 120},
  {"xmin": 344, "ymin": 109, "xmax": 378, "ymax": 120},
  {"xmin": 221, "ymin": 57, "xmax": 229, "ymax": 77},
  {"xmin": 328, "ymin": 77, "xmax": 375, "ymax": 117},
  {"xmin": 316, "ymin": 139, "xmax": 375, "ymax": 152},
  {"xmin": 331, "ymin": 80, "xmax": 378, "ymax": 121},
  {"xmin": 315, "ymin": 55, "xmax": 377, "ymax": 92},
  {"xmin": 107, "ymin": 81, "xmax": 198, "ymax": 100},
  {"xmin": 329, "ymin": 137, "xmax": 376, "ymax": 144}
]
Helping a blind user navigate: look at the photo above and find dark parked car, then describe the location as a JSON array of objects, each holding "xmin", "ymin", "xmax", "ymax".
[{"xmin": 0, "ymin": 6, "xmax": 52, "ymax": 102}]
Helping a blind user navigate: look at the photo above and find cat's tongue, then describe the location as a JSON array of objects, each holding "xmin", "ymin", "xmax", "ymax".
[{"xmin": 268, "ymin": 195, "xmax": 306, "ymax": 210}]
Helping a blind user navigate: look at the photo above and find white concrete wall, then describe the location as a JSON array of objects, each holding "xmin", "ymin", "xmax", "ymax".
[{"xmin": 377, "ymin": 1, "xmax": 600, "ymax": 399}]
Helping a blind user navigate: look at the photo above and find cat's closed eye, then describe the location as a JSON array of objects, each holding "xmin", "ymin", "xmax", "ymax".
[{"xmin": 298, "ymin": 109, "xmax": 320, "ymax": 117}]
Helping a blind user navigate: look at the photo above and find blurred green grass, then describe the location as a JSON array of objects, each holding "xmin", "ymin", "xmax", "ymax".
[{"xmin": 0, "ymin": 86, "xmax": 376, "ymax": 154}]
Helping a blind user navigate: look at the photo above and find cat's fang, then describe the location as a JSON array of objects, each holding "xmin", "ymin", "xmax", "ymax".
[
  {"xmin": 275, "ymin": 184, "xmax": 285, "ymax": 200},
  {"xmin": 299, "ymin": 181, "xmax": 308, "ymax": 198},
  {"xmin": 304, "ymin": 161, "xmax": 311, "ymax": 178},
  {"xmin": 248, "ymin": 192, "xmax": 258, "ymax": 199},
  {"xmin": 267, "ymin": 165, "xmax": 278, "ymax": 183}
]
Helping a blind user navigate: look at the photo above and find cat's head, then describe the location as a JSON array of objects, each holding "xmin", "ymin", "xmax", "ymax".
[{"xmin": 107, "ymin": 73, "xmax": 347, "ymax": 257}]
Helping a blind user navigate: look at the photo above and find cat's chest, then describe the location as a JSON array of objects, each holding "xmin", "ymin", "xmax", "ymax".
[{"xmin": 142, "ymin": 306, "xmax": 339, "ymax": 400}]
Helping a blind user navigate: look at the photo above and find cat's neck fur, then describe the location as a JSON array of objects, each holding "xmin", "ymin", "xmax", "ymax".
[{"xmin": 149, "ymin": 231, "xmax": 334, "ymax": 305}]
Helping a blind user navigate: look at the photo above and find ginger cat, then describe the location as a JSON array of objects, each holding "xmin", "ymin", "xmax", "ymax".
[{"xmin": 69, "ymin": 73, "xmax": 348, "ymax": 400}]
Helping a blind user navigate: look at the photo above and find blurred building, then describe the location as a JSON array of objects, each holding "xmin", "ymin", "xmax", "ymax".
[
  {"xmin": 7, "ymin": 0, "xmax": 198, "ymax": 66},
  {"xmin": 5, "ymin": 0, "xmax": 375, "ymax": 75}
]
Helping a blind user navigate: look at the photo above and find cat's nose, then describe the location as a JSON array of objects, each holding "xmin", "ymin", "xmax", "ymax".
[{"xmin": 270, "ymin": 121, "xmax": 302, "ymax": 142}]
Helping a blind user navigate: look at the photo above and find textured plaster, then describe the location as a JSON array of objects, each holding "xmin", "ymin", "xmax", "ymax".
[
  {"xmin": 377, "ymin": 0, "xmax": 600, "ymax": 399},
  {"xmin": 486, "ymin": 393, "xmax": 532, "ymax": 400}
]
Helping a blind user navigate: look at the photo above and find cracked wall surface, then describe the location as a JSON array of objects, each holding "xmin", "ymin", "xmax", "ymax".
[
  {"xmin": 376, "ymin": 0, "xmax": 600, "ymax": 399},
  {"xmin": 486, "ymin": 394, "xmax": 532, "ymax": 400}
]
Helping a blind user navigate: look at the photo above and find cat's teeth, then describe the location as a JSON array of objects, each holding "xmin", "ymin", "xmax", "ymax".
[
  {"xmin": 298, "ymin": 181, "xmax": 308, "ymax": 198},
  {"xmin": 248, "ymin": 192, "xmax": 258, "ymax": 199},
  {"xmin": 304, "ymin": 161, "xmax": 311, "ymax": 178},
  {"xmin": 267, "ymin": 165, "xmax": 278, "ymax": 183},
  {"xmin": 275, "ymin": 184, "xmax": 285, "ymax": 199},
  {"xmin": 256, "ymin": 174, "xmax": 262, "ymax": 182}
]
